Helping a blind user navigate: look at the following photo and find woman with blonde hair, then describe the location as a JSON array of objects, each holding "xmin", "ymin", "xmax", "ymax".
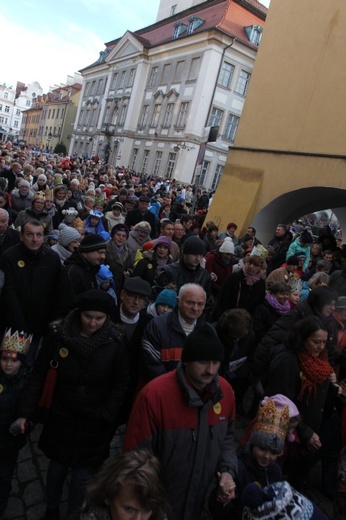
[{"xmin": 80, "ymin": 450, "xmax": 169, "ymax": 520}]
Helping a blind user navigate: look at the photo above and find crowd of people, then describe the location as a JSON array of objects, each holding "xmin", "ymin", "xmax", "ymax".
[{"xmin": 0, "ymin": 142, "xmax": 346, "ymax": 520}]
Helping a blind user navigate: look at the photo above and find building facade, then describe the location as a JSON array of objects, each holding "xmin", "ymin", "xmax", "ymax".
[
  {"xmin": 72, "ymin": 0, "xmax": 266, "ymax": 188},
  {"xmin": 21, "ymin": 84, "xmax": 82, "ymax": 151},
  {"xmin": 0, "ymin": 81, "xmax": 43, "ymax": 142}
]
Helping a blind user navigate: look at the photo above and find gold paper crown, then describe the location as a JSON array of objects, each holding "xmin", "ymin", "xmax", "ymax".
[
  {"xmin": 253, "ymin": 399, "xmax": 290, "ymax": 442},
  {"xmin": 288, "ymin": 278, "xmax": 303, "ymax": 293},
  {"xmin": 0, "ymin": 329, "xmax": 33, "ymax": 356},
  {"xmin": 34, "ymin": 191, "xmax": 46, "ymax": 201},
  {"xmin": 72, "ymin": 217, "xmax": 85, "ymax": 234},
  {"xmin": 44, "ymin": 187, "xmax": 54, "ymax": 201}
]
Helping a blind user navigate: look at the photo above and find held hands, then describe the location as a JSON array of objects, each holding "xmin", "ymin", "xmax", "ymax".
[
  {"xmin": 9, "ymin": 418, "xmax": 27, "ymax": 436},
  {"xmin": 328, "ymin": 372, "xmax": 337, "ymax": 384},
  {"xmin": 308, "ymin": 432, "xmax": 321, "ymax": 452},
  {"xmin": 216, "ymin": 472, "xmax": 236, "ymax": 503}
]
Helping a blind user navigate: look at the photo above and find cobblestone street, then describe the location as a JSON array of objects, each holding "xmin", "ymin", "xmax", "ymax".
[{"xmin": 4, "ymin": 416, "xmax": 334, "ymax": 520}]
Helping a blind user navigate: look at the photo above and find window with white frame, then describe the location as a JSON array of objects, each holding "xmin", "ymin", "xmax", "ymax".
[
  {"xmin": 208, "ymin": 107, "xmax": 223, "ymax": 127},
  {"xmin": 153, "ymin": 151, "xmax": 163, "ymax": 177},
  {"xmin": 151, "ymin": 104, "xmax": 161, "ymax": 127},
  {"xmin": 98, "ymin": 79, "xmax": 104, "ymax": 94},
  {"xmin": 163, "ymin": 103, "xmax": 174, "ymax": 127},
  {"xmin": 118, "ymin": 104, "xmax": 128, "ymax": 126},
  {"xmin": 16, "ymin": 109, "xmax": 20, "ymax": 116},
  {"xmin": 166, "ymin": 153, "xmax": 176, "ymax": 179},
  {"xmin": 0, "ymin": 117, "xmax": 4, "ymax": 124},
  {"xmin": 224, "ymin": 114, "xmax": 239, "ymax": 142},
  {"xmin": 0, "ymin": 104, "xmax": 2, "ymax": 111},
  {"xmin": 218, "ymin": 61, "xmax": 235, "ymax": 89},
  {"xmin": 171, "ymin": 4, "xmax": 177, "ymax": 15},
  {"xmin": 4, "ymin": 106, "xmax": 10, "ymax": 113},
  {"xmin": 13, "ymin": 120, "xmax": 18, "ymax": 128},
  {"xmin": 131, "ymin": 148, "xmax": 138, "ymax": 170},
  {"xmin": 4, "ymin": 92, "xmax": 8, "ymax": 99},
  {"xmin": 187, "ymin": 16, "xmax": 203, "ymax": 34},
  {"xmin": 245, "ymin": 24, "xmax": 263, "ymax": 46},
  {"xmin": 149, "ymin": 66, "xmax": 158, "ymax": 87},
  {"xmin": 119, "ymin": 71, "xmax": 126, "ymax": 88},
  {"xmin": 173, "ymin": 23, "xmax": 187, "ymax": 39},
  {"xmin": 176, "ymin": 102, "xmax": 189, "ymax": 127},
  {"xmin": 91, "ymin": 80, "xmax": 96, "ymax": 94},
  {"xmin": 128, "ymin": 68, "xmax": 136, "ymax": 87},
  {"xmin": 211, "ymin": 164, "xmax": 223, "ymax": 190},
  {"xmin": 26, "ymin": 100, "xmax": 31, "ymax": 107},
  {"xmin": 235, "ymin": 70, "xmax": 251, "ymax": 96},
  {"xmin": 196, "ymin": 160, "xmax": 210, "ymax": 186},
  {"xmin": 85, "ymin": 82, "xmax": 91, "ymax": 96},
  {"xmin": 142, "ymin": 150, "xmax": 150, "ymax": 173},
  {"xmin": 139, "ymin": 105, "xmax": 149, "ymax": 127}
]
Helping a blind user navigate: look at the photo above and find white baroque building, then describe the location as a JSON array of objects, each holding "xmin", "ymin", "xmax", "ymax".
[
  {"xmin": 0, "ymin": 81, "xmax": 43, "ymax": 141},
  {"xmin": 72, "ymin": 0, "xmax": 267, "ymax": 188}
]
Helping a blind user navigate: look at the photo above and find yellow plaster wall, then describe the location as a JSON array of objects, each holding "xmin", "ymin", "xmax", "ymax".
[{"xmin": 207, "ymin": 0, "xmax": 346, "ymax": 233}]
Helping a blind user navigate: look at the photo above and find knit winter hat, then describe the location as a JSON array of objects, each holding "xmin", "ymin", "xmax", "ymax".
[
  {"xmin": 58, "ymin": 223, "xmax": 80, "ymax": 247},
  {"xmin": 155, "ymin": 289, "xmax": 177, "ymax": 310},
  {"xmin": 110, "ymin": 223, "xmax": 129, "ymax": 239},
  {"xmin": 154, "ymin": 235, "xmax": 172, "ymax": 250},
  {"xmin": 111, "ymin": 202, "xmax": 124, "ymax": 211},
  {"xmin": 38, "ymin": 174, "xmax": 47, "ymax": 182},
  {"xmin": 242, "ymin": 481, "xmax": 314, "ymax": 520},
  {"xmin": 74, "ymin": 289, "xmax": 115, "ymax": 315},
  {"xmin": 181, "ymin": 324, "xmax": 224, "ymax": 362},
  {"xmin": 182, "ymin": 236, "xmax": 205, "ymax": 255},
  {"xmin": 219, "ymin": 237, "xmax": 235, "ymax": 254},
  {"xmin": 249, "ymin": 398, "xmax": 291, "ymax": 454},
  {"xmin": 18, "ymin": 180, "xmax": 31, "ymax": 188},
  {"xmin": 286, "ymin": 255, "xmax": 299, "ymax": 266},
  {"xmin": 79, "ymin": 233, "xmax": 107, "ymax": 252}
]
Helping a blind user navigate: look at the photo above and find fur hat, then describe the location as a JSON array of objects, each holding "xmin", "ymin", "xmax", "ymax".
[
  {"xmin": 79, "ymin": 233, "xmax": 107, "ymax": 253},
  {"xmin": 182, "ymin": 236, "xmax": 205, "ymax": 255},
  {"xmin": 155, "ymin": 289, "xmax": 177, "ymax": 309},
  {"xmin": 74, "ymin": 289, "xmax": 115, "ymax": 315},
  {"xmin": 219, "ymin": 237, "xmax": 235, "ymax": 254},
  {"xmin": 181, "ymin": 324, "xmax": 224, "ymax": 362},
  {"xmin": 242, "ymin": 481, "xmax": 314, "ymax": 520},
  {"xmin": 58, "ymin": 223, "xmax": 80, "ymax": 247}
]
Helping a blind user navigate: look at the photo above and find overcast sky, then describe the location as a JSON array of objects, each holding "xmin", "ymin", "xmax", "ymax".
[{"xmin": 1, "ymin": 0, "xmax": 270, "ymax": 92}]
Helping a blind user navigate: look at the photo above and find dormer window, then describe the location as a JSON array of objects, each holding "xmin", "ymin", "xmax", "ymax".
[
  {"xmin": 187, "ymin": 16, "xmax": 204, "ymax": 34},
  {"xmin": 173, "ymin": 22, "xmax": 187, "ymax": 39},
  {"xmin": 245, "ymin": 25, "xmax": 263, "ymax": 46}
]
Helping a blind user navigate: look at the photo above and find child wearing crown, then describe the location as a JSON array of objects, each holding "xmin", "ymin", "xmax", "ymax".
[
  {"xmin": 0, "ymin": 329, "xmax": 32, "ymax": 518},
  {"xmin": 209, "ymin": 394, "xmax": 300, "ymax": 519}
]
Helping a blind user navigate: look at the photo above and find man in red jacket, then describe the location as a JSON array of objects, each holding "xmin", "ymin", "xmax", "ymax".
[{"xmin": 125, "ymin": 324, "xmax": 237, "ymax": 520}]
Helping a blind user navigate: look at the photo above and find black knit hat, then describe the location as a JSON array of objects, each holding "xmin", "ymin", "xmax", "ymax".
[
  {"xmin": 74, "ymin": 289, "xmax": 115, "ymax": 315},
  {"xmin": 181, "ymin": 324, "xmax": 224, "ymax": 362},
  {"xmin": 182, "ymin": 236, "xmax": 205, "ymax": 255},
  {"xmin": 79, "ymin": 233, "xmax": 107, "ymax": 252}
]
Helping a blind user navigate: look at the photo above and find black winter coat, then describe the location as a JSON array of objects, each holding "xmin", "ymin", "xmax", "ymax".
[
  {"xmin": 58, "ymin": 251, "xmax": 100, "ymax": 317},
  {"xmin": 17, "ymin": 319, "xmax": 129, "ymax": 467},
  {"xmin": 213, "ymin": 270, "xmax": 265, "ymax": 320},
  {"xmin": 0, "ymin": 243, "xmax": 61, "ymax": 338},
  {"xmin": 266, "ymin": 345, "xmax": 336, "ymax": 444},
  {"xmin": 253, "ymin": 300, "xmax": 339, "ymax": 384}
]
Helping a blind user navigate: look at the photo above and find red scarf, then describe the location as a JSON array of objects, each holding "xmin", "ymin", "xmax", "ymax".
[{"xmin": 297, "ymin": 351, "xmax": 333, "ymax": 404}]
